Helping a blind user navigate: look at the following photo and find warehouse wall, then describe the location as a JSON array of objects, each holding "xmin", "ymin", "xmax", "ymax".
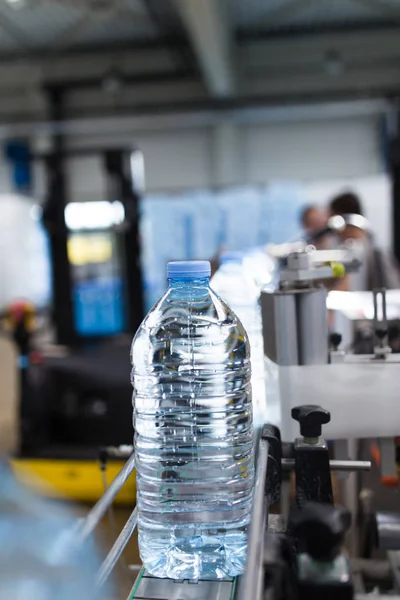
[
  {"xmin": 55, "ymin": 113, "xmax": 391, "ymax": 253},
  {"xmin": 51, "ymin": 112, "xmax": 388, "ymax": 249},
  {"xmin": 63, "ymin": 114, "xmax": 383, "ymax": 194},
  {"xmin": 243, "ymin": 118, "xmax": 381, "ymax": 182},
  {"xmin": 0, "ymin": 111, "xmax": 391, "ymax": 315}
]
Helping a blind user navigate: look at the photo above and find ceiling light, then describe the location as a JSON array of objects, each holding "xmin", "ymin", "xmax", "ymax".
[
  {"xmin": 4, "ymin": 0, "xmax": 27, "ymax": 9},
  {"xmin": 65, "ymin": 201, "xmax": 125, "ymax": 231}
]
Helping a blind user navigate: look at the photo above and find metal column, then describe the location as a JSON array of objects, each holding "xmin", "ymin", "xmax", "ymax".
[
  {"xmin": 389, "ymin": 110, "xmax": 400, "ymax": 264},
  {"xmin": 42, "ymin": 87, "xmax": 75, "ymax": 345},
  {"xmin": 104, "ymin": 150, "xmax": 144, "ymax": 334}
]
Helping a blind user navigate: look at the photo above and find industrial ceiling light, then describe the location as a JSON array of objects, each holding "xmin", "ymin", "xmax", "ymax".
[
  {"xmin": 4, "ymin": 0, "xmax": 27, "ymax": 8},
  {"xmin": 65, "ymin": 201, "xmax": 125, "ymax": 231},
  {"xmin": 324, "ymin": 49, "xmax": 344, "ymax": 76}
]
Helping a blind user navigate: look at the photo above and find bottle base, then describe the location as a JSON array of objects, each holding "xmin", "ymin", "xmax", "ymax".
[{"xmin": 139, "ymin": 529, "xmax": 247, "ymax": 580}]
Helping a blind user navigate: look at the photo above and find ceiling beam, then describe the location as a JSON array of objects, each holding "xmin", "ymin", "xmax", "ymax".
[
  {"xmin": 350, "ymin": 0, "xmax": 400, "ymax": 22},
  {"xmin": 0, "ymin": 98, "xmax": 388, "ymax": 141},
  {"xmin": 352, "ymin": 0, "xmax": 400, "ymax": 20},
  {"xmin": 0, "ymin": 8, "xmax": 33, "ymax": 52},
  {"xmin": 42, "ymin": 68, "xmax": 196, "ymax": 92},
  {"xmin": 173, "ymin": 0, "xmax": 235, "ymax": 97},
  {"xmin": 258, "ymin": 0, "xmax": 319, "ymax": 27}
]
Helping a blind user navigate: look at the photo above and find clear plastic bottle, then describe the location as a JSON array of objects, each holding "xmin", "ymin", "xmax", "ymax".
[
  {"xmin": 211, "ymin": 252, "xmax": 266, "ymax": 418},
  {"xmin": 243, "ymin": 247, "xmax": 280, "ymax": 424},
  {"xmin": 131, "ymin": 260, "xmax": 254, "ymax": 580},
  {"xmin": 0, "ymin": 461, "xmax": 105, "ymax": 600},
  {"xmin": 243, "ymin": 246, "xmax": 277, "ymax": 293}
]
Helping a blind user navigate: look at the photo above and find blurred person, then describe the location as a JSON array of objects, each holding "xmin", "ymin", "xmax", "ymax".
[
  {"xmin": 301, "ymin": 205, "xmax": 327, "ymax": 233},
  {"xmin": 329, "ymin": 192, "xmax": 364, "ymax": 240},
  {"xmin": 329, "ymin": 191, "xmax": 400, "ymax": 291},
  {"xmin": 300, "ymin": 205, "xmax": 332, "ymax": 249}
]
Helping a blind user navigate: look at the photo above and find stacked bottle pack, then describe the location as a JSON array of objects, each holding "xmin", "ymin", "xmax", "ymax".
[{"xmin": 211, "ymin": 250, "xmax": 271, "ymax": 420}]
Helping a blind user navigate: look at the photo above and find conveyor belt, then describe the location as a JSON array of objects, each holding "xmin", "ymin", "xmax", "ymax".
[{"xmin": 128, "ymin": 569, "xmax": 237, "ymax": 600}]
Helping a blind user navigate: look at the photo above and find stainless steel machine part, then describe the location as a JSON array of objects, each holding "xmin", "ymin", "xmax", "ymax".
[
  {"xmin": 297, "ymin": 287, "xmax": 328, "ymax": 365},
  {"xmin": 261, "ymin": 286, "xmax": 328, "ymax": 367},
  {"xmin": 378, "ymin": 438, "xmax": 397, "ymax": 478},
  {"xmin": 236, "ymin": 435, "xmax": 269, "ymax": 600},
  {"xmin": 373, "ymin": 288, "xmax": 391, "ymax": 358},
  {"xmin": 280, "ymin": 251, "xmax": 333, "ymax": 283},
  {"xmin": 281, "ymin": 458, "xmax": 371, "ymax": 472},
  {"xmin": 261, "ymin": 291, "xmax": 298, "ymax": 365},
  {"xmin": 377, "ymin": 513, "xmax": 400, "ymax": 550}
]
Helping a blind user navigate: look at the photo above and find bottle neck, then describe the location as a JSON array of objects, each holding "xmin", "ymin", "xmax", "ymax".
[
  {"xmin": 221, "ymin": 260, "xmax": 242, "ymax": 268},
  {"xmin": 168, "ymin": 277, "xmax": 210, "ymax": 289}
]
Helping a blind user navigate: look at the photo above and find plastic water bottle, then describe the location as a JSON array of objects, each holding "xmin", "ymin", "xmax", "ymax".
[
  {"xmin": 243, "ymin": 249, "xmax": 281, "ymax": 427},
  {"xmin": 243, "ymin": 246, "xmax": 277, "ymax": 293},
  {"xmin": 0, "ymin": 461, "xmax": 105, "ymax": 600},
  {"xmin": 131, "ymin": 260, "xmax": 254, "ymax": 580},
  {"xmin": 211, "ymin": 252, "xmax": 266, "ymax": 418}
]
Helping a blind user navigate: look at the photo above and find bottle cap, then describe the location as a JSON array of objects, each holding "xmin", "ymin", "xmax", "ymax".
[
  {"xmin": 220, "ymin": 251, "xmax": 243, "ymax": 264},
  {"xmin": 167, "ymin": 261, "xmax": 211, "ymax": 279}
]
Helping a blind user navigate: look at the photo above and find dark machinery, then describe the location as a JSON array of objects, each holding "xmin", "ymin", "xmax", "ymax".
[
  {"xmin": 24, "ymin": 147, "xmax": 143, "ymax": 459},
  {"xmin": 73, "ymin": 242, "xmax": 400, "ymax": 593},
  {"xmin": 71, "ymin": 237, "xmax": 400, "ymax": 592},
  {"xmin": 5, "ymin": 147, "xmax": 145, "ymax": 502},
  {"xmin": 42, "ymin": 146, "xmax": 144, "ymax": 344},
  {"xmin": 237, "ymin": 406, "xmax": 359, "ymax": 600},
  {"xmin": 77, "ymin": 404, "xmax": 385, "ymax": 600}
]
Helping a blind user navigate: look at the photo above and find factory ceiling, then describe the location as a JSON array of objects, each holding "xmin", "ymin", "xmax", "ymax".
[{"xmin": 0, "ymin": 0, "xmax": 399, "ymax": 122}]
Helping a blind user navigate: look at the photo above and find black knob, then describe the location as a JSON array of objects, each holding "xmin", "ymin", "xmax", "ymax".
[
  {"xmin": 330, "ymin": 332, "xmax": 342, "ymax": 351},
  {"xmin": 289, "ymin": 502, "xmax": 351, "ymax": 561},
  {"xmin": 291, "ymin": 405, "xmax": 331, "ymax": 438},
  {"xmin": 375, "ymin": 328, "xmax": 388, "ymax": 341},
  {"xmin": 262, "ymin": 424, "xmax": 282, "ymax": 505}
]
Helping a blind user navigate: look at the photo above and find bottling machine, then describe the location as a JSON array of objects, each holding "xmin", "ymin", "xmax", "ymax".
[{"xmin": 77, "ymin": 245, "xmax": 400, "ymax": 599}]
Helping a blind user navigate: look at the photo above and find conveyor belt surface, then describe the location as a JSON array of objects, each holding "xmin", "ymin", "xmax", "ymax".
[{"xmin": 129, "ymin": 569, "xmax": 237, "ymax": 600}]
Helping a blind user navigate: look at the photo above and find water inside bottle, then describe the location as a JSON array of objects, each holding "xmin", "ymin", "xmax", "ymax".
[{"xmin": 131, "ymin": 269, "xmax": 254, "ymax": 580}]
